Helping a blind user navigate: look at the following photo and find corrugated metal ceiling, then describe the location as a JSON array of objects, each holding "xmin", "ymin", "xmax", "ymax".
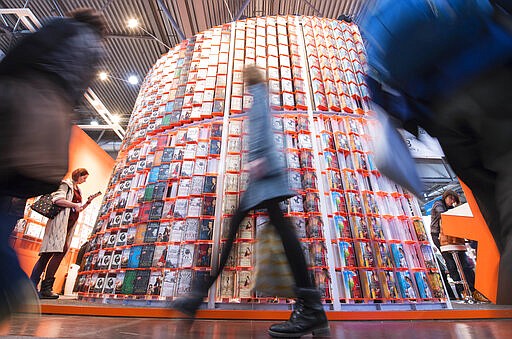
[{"xmin": 0, "ymin": 0, "xmax": 368, "ymax": 134}]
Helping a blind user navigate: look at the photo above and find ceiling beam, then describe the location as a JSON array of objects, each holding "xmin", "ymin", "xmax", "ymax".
[
  {"xmin": 142, "ymin": 0, "xmax": 173, "ymax": 53},
  {"xmin": 157, "ymin": 0, "xmax": 186, "ymax": 41},
  {"xmin": 175, "ymin": 0, "xmax": 195, "ymax": 38}
]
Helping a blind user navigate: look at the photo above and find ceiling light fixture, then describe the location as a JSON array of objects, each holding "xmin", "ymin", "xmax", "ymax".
[
  {"xmin": 127, "ymin": 17, "xmax": 172, "ymax": 50},
  {"xmin": 128, "ymin": 75, "xmax": 139, "ymax": 85}
]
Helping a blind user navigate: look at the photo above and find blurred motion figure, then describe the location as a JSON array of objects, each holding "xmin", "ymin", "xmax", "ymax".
[
  {"xmin": 361, "ymin": 0, "xmax": 512, "ymax": 304},
  {"xmin": 0, "ymin": 8, "xmax": 105, "ymax": 321}
]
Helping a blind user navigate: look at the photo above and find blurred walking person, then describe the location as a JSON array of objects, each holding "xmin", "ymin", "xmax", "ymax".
[
  {"xmin": 0, "ymin": 8, "xmax": 106, "ymax": 321},
  {"xmin": 172, "ymin": 66, "xmax": 330, "ymax": 337}
]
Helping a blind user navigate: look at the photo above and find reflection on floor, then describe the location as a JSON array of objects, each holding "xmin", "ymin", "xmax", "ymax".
[{"xmin": 1, "ymin": 314, "xmax": 512, "ymax": 338}]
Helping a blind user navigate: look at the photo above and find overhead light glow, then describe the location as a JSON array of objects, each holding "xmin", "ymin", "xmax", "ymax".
[
  {"xmin": 127, "ymin": 18, "xmax": 139, "ymax": 29},
  {"xmin": 90, "ymin": 119, "xmax": 99, "ymax": 126},
  {"xmin": 128, "ymin": 75, "xmax": 139, "ymax": 85},
  {"xmin": 111, "ymin": 115, "xmax": 121, "ymax": 124},
  {"xmin": 98, "ymin": 71, "xmax": 108, "ymax": 81}
]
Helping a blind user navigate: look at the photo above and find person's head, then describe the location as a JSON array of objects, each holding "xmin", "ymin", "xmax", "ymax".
[
  {"xmin": 442, "ymin": 190, "xmax": 460, "ymax": 207},
  {"xmin": 244, "ymin": 65, "xmax": 265, "ymax": 86},
  {"xmin": 68, "ymin": 8, "xmax": 107, "ymax": 37},
  {"xmin": 72, "ymin": 168, "xmax": 89, "ymax": 184}
]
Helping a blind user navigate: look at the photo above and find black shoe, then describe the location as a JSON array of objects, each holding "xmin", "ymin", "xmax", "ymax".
[
  {"xmin": 268, "ymin": 288, "xmax": 330, "ymax": 338},
  {"xmin": 39, "ymin": 277, "xmax": 59, "ymax": 299},
  {"xmin": 170, "ymin": 295, "xmax": 203, "ymax": 318}
]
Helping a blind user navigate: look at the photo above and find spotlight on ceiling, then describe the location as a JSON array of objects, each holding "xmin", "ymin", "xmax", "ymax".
[
  {"xmin": 128, "ymin": 75, "xmax": 139, "ymax": 85},
  {"xmin": 127, "ymin": 18, "xmax": 139, "ymax": 29},
  {"xmin": 112, "ymin": 114, "xmax": 121, "ymax": 123},
  {"xmin": 98, "ymin": 71, "xmax": 108, "ymax": 81}
]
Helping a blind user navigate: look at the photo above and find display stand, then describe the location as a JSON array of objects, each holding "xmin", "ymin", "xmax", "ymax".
[{"xmin": 76, "ymin": 16, "xmax": 449, "ymax": 312}]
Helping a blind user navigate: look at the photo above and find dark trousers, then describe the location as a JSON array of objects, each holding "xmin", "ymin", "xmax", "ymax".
[
  {"xmin": 431, "ymin": 233, "xmax": 457, "ymax": 299},
  {"xmin": 441, "ymin": 251, "xmax": 476, "ymax": 297},
  {"xmin": 425, "ymin": 63, "xmax": 512, "ymax": 304},
  {"xmin": 196, "ymin": 198, "xmax": 313, "ymax": 295},
  {"xmin": 30, "ymin": 242, "xmax": 69, "ymax": 286},
  {"xmin": 0, "ymin": 196, "xmax": 30, "ymax": 319}
]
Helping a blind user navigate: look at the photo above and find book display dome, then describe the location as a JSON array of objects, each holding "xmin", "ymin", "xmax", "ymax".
[{"xmin": 77, "ymin": 16, "xmax": 446, "ymax": 310}]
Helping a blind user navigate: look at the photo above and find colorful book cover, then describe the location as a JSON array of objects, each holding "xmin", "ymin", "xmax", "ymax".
[
  {"xmin": 368, "ymin": 217, "xmax": 385, "ymax": 240},
  {"xmin": 144, "ymin": 222, "xmax": 160, "ymax": 243},
  {"xmin": 139, "ymin": 244, "xmax": 156, "ymax": 268},
  {"xmin": 350, "ymin": 215, "xmax": 369, "ymax": 239},
  {"xmin": 165, "ymin": 244, "xmax": 180, "ymax": 268},
  {"xmin": 310, "ymin": 241, "xmax": 327, "ymax": 267},
  {"xmin": 414, "ymin": 271, "xmax": 433, "ymax": 299},
  {"xmin": 239, "ymin": 216, "xmax": 254, "ymax": 239},
  {"xmin": 183, "ymin": 218, "xmax": 199, "ymax": 241},
  {"xmin": 120, "ymin": 247, "xmax": 131, "ymax": 268},
  {"xmin": 134, "ymin": 223, "xmax": 147, "ymax": 244},
  {"xmin": 420, "ymin": 244, "xmax": 436, "ymax": 269},
  {"xmin": 292, "ymin": 216, "xmax": 307, "ymax": 239},
  {"xmin": 147, "ymin": 270, "xmax": 164, "ymax": 296},
  {"xmin": 127, "ymin": 246, "xmax": 142, "ymax": 268},
  {"xmin": 133, "ymin": 270, "xmax": 151, "ymax": 295},
  {"xmin": 203, "ymin": 196, "xmax": 217, "ymax": 216},
  {"xmin": 121, "ymin": 270, "xmax": 136, "ymax": 295},
  {"xmin": 339, "ymin": 241, "xmax": 356, "ymax": 267},
  {"xmin": 176, "ymin": 269, "xmax": 193, "ymax": 296},
  {"xmin": 374, "ymin": 242, "xmax": 393, "ymax": 268},
  {"xmin": 237, "ymin": 270, "xmax": 252, "ymax": 299},
  {"xmin": 179, "ymin": 244, "xmax": 195, "ymax": 268},
  {"xmin": 333, "ymin": 215, "xmax": 351, "ymax": 239},
  {"xmin": 126, "ymin": 227, "xmax": 136, "ymax": 245},
  {"xmin": 330, "ymin": 191, "xmax": 347, "ymax": 214},
  {"xmin": 203, "ymin": 176, "xmax": 218, "ymax": 193},
  {"xmin": 103, "ymin": 273, "xmax": 116, "ymax": 294},
  {"xmin": 199, "ymin": 218, "xmax": 214, "ymax": 240},
  {"xmin": 413, "ymin": 219, "xmax": 428, "ymax": 242},
  {"xmin": 157, "ymin": 221, "xmax": 171, "ymax": 242},
  {"xmin": 149, "ymin": 201, "xmax": 164, "ymax": 220},
  {"xmin": 190, "ymin": 176, "xmax": 205, "ymax": 195},
  {"xmin": 391, "ymin": 243, "xmax": 409, "ymax": 268},
  {"xmin": 152, "ymin": 245, "xmax": 167, "ymax": 268},
  {"xmin": 380, "ymin": 270, "xmax": 400, "ymax": 299},
  {"xmin": 396, "ymin": 271, "xmax": 417, "ymax": 298},
  {"xmin": 161, "ymin": 271, "xmax": 177, "ymax": 297},
  {"xmin": 110, "ymin": 250, "xmax": 122, "ymax": 269},
  {"xmin": 342, "ymin": 270, "xmax": 363, "ymax": 298},
  {"xmin": 196, "ymin": 244, "xmax": 213, "ymax": 267}
]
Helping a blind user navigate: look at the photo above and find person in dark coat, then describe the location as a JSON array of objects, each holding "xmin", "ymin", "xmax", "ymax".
[
  {"xmin": 172, "ymin": 66, "xmax": 329, "ymax": 337},
  {"xmin": 362, "ymin": 1, "xmax": 512, "ymax": 304},
  {"xmin": 0, "ymin": 8, "xmax": 106, "ymax": 321}
]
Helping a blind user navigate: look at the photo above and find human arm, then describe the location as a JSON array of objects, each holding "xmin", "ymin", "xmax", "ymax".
[{"xmin": 52, "ymin": 182, "xmax": 82, "ymax": 211}]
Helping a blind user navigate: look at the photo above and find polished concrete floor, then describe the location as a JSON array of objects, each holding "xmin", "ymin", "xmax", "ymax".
[{"xmin": 1, "ymin": 314, "xmax": 512, "ymax": 338}]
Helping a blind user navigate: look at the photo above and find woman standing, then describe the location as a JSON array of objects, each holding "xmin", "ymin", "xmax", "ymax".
[
  {"xmin": 173, "ymin": 66, "xmax": 329, "ymax": 337},
  {"xmin": 30, "ymin": 168, "xmax": 89, "ymax": 299}
]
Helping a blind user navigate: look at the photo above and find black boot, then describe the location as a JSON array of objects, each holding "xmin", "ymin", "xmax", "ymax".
[
  {"xmin": 39, "ymin": 277, "xmax": 59, "ymax": 299},
  {"xmin": 268, "ymin": 288, "xmax": 330, "ymax": 338},
  {"xmin": 170, "ymin": 294, "xmax": 203, "ymax": 318}
]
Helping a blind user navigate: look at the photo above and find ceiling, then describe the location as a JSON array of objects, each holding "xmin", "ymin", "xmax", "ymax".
[
  {"xmin": 0, "ymin": 0, "xmax": 459, "ymax": 201},
  {"xmin": 0, "ymin": 0, "xmax": 369, "ymax": 153}
]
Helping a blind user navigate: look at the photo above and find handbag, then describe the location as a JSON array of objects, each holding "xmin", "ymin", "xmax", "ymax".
[
  {"xmin": 30, "ymin": 194, "xmax": 63, "ymax": 219},
  {"xmin": 252, "ymin": 222, "xmax": 295, "ymax": 298}
]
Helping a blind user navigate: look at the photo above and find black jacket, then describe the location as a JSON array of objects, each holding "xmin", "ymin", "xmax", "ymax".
[{"xmin": 0, "ymin": 17, "xmax": 103, "ymax": 104}]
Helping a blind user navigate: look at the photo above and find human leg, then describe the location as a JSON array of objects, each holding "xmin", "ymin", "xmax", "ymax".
[
  {"xmin": 0, "ymin": 198, "xmax": 39, "ymax": 321},
  {"xmin": 29, "ymin": 252, "xmax": 53, "ymax": 288},
  {"xmin": 39, "ymin": 243, "xmax": 69, "ymax": 299},
  {"xmin": 172, "ymin": 207, "xmax": 249, "ymax": 317},
  {"xmin": 264, "ymin": 199, "xmax": 329, "ymax": 337}
]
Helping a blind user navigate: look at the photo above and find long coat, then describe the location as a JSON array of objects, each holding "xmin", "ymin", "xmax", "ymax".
[
  {"xmin": 239, "ymin": 83, "xmax": 295, "ymax": 211},
  {"xmin": 39, "ymin": 179, "xmax": 79, "ymax": 254}
]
